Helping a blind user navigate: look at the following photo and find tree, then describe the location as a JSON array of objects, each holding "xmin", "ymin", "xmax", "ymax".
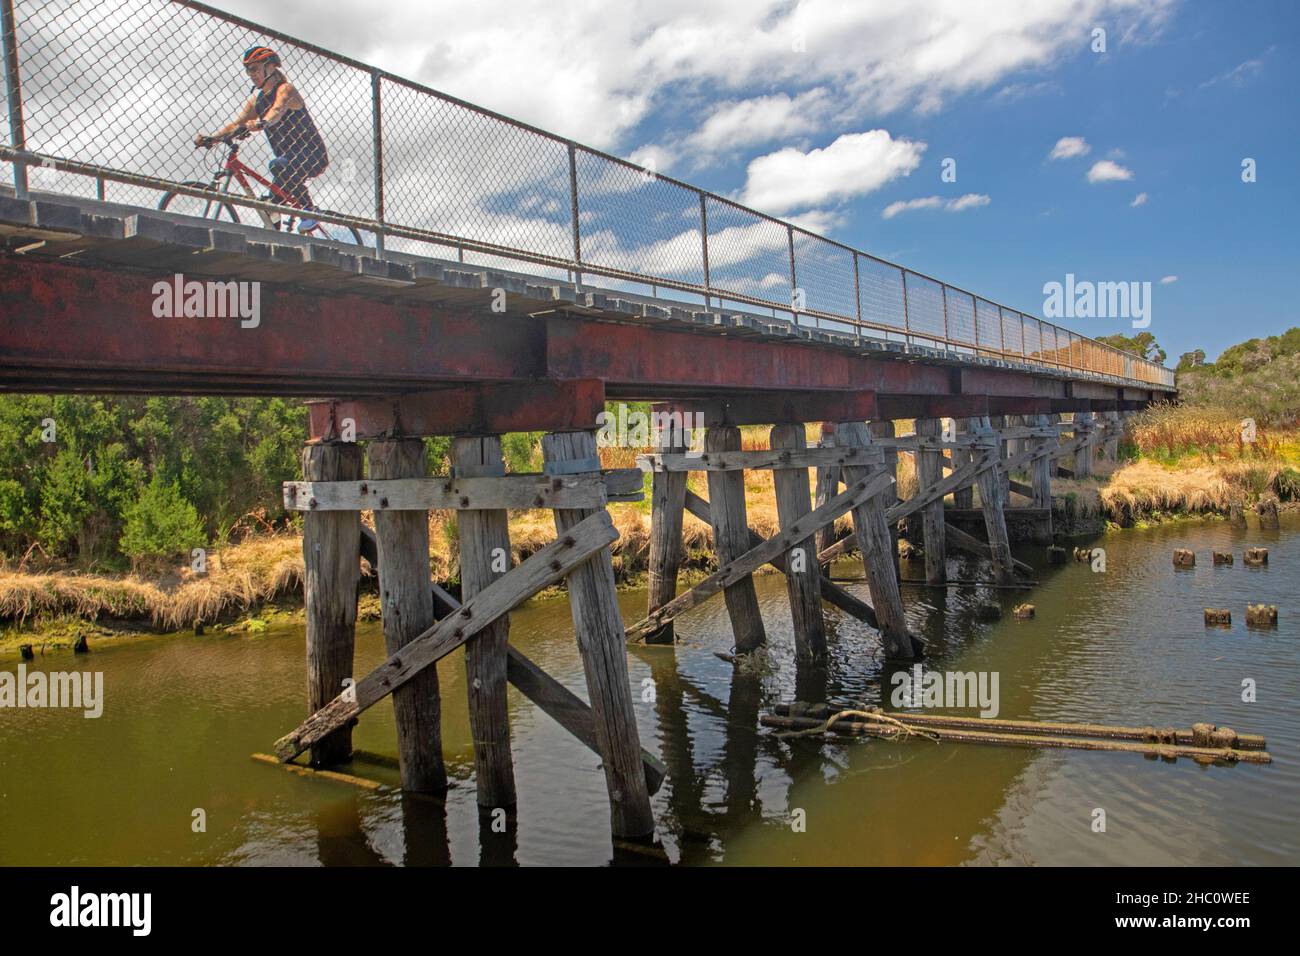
[
  {"xmin": 119, "ymin": 475, "xmax": 207, "ymax": 571},
  {"xmin": 1097, "ymin": 331, "xmax": 1166, "ymax": 364},
  {"xmin": 1176, "ymin": 349, "xmax": 1206, "ymax": 372}
]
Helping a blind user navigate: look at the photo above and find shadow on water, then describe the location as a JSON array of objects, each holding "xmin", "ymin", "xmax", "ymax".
[{"xmin": 1, "ymin": 514, "xmax": 1297, "ymax": 865}]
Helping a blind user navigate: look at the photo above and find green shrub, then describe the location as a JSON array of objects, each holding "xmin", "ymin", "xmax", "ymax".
[{"xmin": 119, "ymin": 476, "xmax": 206, "ymax": 569}]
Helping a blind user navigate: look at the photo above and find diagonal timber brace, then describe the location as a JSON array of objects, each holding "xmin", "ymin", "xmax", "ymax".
[
  {"xmin": 274, "ymin": 511, "xmax": 618, "ymax": 762},
  {"xmin": 682, "ymin": 490, "xmax": 883, "ymax": 631},
  {"xmin": 625, "ymin": 470, "xmax": 895, "ymax": 641}
]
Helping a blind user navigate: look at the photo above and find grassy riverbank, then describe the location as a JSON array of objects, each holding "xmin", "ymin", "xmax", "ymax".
[{"xmin": 4, "ymin": 408, "xmax": 1295, "ymax": 656}]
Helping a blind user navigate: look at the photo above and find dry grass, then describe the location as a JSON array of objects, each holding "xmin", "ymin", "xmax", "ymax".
[
  {"xmin": 1128, "ymin": 403, "xmax": 1280, "ymax": 462},
  {"xmin": 0, "ymin": 534, "xmax": 305, "ymax": 631}
]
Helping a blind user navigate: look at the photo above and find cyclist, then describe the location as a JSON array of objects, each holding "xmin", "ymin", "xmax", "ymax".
[{"xmin": 194, "ymin": 45, "xmax": 329, "ymax": 231}]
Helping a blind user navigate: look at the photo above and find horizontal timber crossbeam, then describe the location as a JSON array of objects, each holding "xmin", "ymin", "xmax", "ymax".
[
  {"xmin": 283, "ymin": 469, "xmax": 644, "ymax": 511},
  {"xmin": 640, "ymin": 446, "xmax": 883, "ymax": 473}
]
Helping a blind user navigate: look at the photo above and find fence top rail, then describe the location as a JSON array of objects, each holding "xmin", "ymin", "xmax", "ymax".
[{"xmin": 4, "ymin": 0, "xmax": 1174, "ymax": 389}]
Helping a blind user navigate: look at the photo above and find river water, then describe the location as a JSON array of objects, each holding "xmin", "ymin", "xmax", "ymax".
[{"xmin": 2, "ymin": 516, "xmax": 1296, "ymax": 866}]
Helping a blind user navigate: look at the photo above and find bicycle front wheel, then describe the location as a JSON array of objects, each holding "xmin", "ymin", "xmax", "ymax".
[{"xmin": 158, "ymin": 181, "xmax": 242, "ymax": 224}]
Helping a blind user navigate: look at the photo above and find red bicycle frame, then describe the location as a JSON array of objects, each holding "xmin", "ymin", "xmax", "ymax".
[{"xmin": 208, "ymin": 131, "xmax": 312, "ymax": 231}]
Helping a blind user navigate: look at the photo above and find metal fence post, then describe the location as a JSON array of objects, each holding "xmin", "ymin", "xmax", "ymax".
[
  {"xmin": 370, "ymin": 69, "xmax": 384, "ymax": 257},
  {"xmin": 699, "ymin": 192, "xmax": 711, "ymax": 310},
  {"xmin": 786, "ymin": 224, "xmax": 799, "ymax": 326},
  {"xmin": 901, "ymin": 270, "xmax": 911, "ymax": 347},
  {"xmin": 568, "ymin": 142, "xmax": 582, "ymax": 289},
  {"xmin": 940, "ymin": 283, "xmax": 950, "ymax": 347},
  {"xmin": 852, "ymin": 253, "xmax": 862, "ymax": 345},
  {"xmin": 1, "ymin": 0, "xmax": 27, "ymax": 199}
]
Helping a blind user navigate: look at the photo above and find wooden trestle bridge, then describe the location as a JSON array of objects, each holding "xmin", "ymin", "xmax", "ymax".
[{"xmin": 1, "ymin": 191, "xmax": 1171, "ymax": 841}]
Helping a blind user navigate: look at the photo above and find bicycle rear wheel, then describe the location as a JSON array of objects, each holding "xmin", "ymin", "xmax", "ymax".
[{"xmin": 158, "ymin": 181, "xmax": 241, "ymax": 223}]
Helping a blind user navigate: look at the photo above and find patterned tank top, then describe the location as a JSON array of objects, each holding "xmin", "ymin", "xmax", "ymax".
[{"xmin": 254, "ymin": 76, "xmax": 328, "ymax": 171}]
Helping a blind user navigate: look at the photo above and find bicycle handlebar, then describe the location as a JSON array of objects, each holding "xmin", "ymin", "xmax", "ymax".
[{"xmin": 197, "ymin": 128, "xmax": 251, "ymax": 149}]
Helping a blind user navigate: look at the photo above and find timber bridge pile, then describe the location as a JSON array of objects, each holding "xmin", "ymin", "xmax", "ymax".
[{"xmin": 0, "ymin": 0, "xmax": 1183, "ymax": 842}]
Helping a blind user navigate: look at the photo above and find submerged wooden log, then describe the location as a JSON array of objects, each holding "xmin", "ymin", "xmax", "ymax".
[
  {"xmin": 771, "ymin": 704, "xmax": 1268, "ymax": 749},
  {"xmin": 251, "ymin": 753, "xmax": 388, "ymax": 792},
  {"xmin": 760, "ymin": 714, "xmax": 1271, "ymax": 763}
]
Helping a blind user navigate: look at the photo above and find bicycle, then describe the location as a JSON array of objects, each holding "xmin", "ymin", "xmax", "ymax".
[{"xmin": 158, "ymin": 129, "xmax": 363, "ymax": 245}]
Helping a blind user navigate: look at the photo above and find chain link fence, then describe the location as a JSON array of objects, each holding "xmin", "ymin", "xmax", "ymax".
[{"xmin": 0, "ymin": 0, "xmax": 1174, "ymax": 388}]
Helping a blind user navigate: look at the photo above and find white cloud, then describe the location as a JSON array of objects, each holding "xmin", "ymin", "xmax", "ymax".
[
  {"xmin": 1200, "ymin": 49, "xmax": 1272, "ymax": 89},
  {"xmin": 626, "ymin": 144, "xmax": 674, "ymax": 177},
  {"xmin": 682, "ymin": 90, "xmax": 830, "ymax": 159},
  {"xmin": 210, "ymin": 0, "xmax": 1176, "ymax": 152},
  {"xmin": 1160, "ymin": 275, "xmax": 1178, "ymax": 284},
  {"xmin": 1130, "ymin": 192, "xmax": 1148, "ymax": 207},
  {"xmin": 1087, "ymin": 159, "xmax": 1134, "ymax": 183},
  {"xmin": 882, "ymin": 193, "xmax": 991, "ymax": 219},
  {"xmin": 882, "ymin": 196, "xmax": 944, "ymax": 219},
  {"xmin": 947, "ymin": 193, "xmax": 992, "ymax": 212},
  {"xmin": 739, "ymin": 130, "xmax": 925, "ymax": 215},
  {"xmin": 1049, "ymin": 136, "xmax": 1090, "ymax": 160}
]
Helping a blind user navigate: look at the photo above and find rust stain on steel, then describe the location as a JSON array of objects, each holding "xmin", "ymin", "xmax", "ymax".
[
  {"xmin": 0, "ymin": 257, "xmax": 542, "ymax": 389},
  {"xmin": 543, "ymin": 314, "xmax": 952, "ymax": 395},
  {"xmin": 306, "ymin": 379, "xmax": 606, "ymax": 440}
]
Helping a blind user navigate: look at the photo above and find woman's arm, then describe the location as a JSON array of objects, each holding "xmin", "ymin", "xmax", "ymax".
[{"xmin": 194, "ymin": 95, "xmax": 258, "ymax": 146}]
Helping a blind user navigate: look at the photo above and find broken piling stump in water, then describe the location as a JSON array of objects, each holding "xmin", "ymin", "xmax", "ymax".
[
  {"xmin": 1013, "ymin": 603, "xmax": 1035, "ymax": 619},
  {"xmin": 1173, "ymin": 548, "xmax": 1196, "ymax": 568},
  {"xmin": 1204, "ymin": 608, "xmax": 1231, "ymax": 626},
  {"xmin": 1246, "ymin": 604, "xmax": 1278, "ymax": 628},
  {"xmin": 72, "ymin": 633, "xmax": 88, "ymax": 653},
  {"xmin": 1212, "ymin": 551, "xmax": 1233, "ymax": 566},
  {"xmin": 1229, "ymin": 502, "xmax": 1247, "ymax": 528},
  {"xmin": 1047, "ymin": 545, "xmax": 1067, "ymax": 564},
  {"xmin": 19, "ymin": 644, "xmax": 34, "ymax": 660},
  {"xmin": 975, "ymin": 602, "xmax": 1002, "ymax": 621},
  {"xmin": 1257, "ymin": 497, "xmax": 1280, "ymax": 530},
  {"xmin": 1244, "ymin": 547, "xmax": 1269, "ymax": 567}
]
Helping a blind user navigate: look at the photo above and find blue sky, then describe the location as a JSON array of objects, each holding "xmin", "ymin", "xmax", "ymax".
[
  {"xmin": 205, "ymin": 0, "xmax": 1299, "ymax": 364},
  {"xmin": 640, "ymin": 2, "xmax": 1298, "ymax": 366}
]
